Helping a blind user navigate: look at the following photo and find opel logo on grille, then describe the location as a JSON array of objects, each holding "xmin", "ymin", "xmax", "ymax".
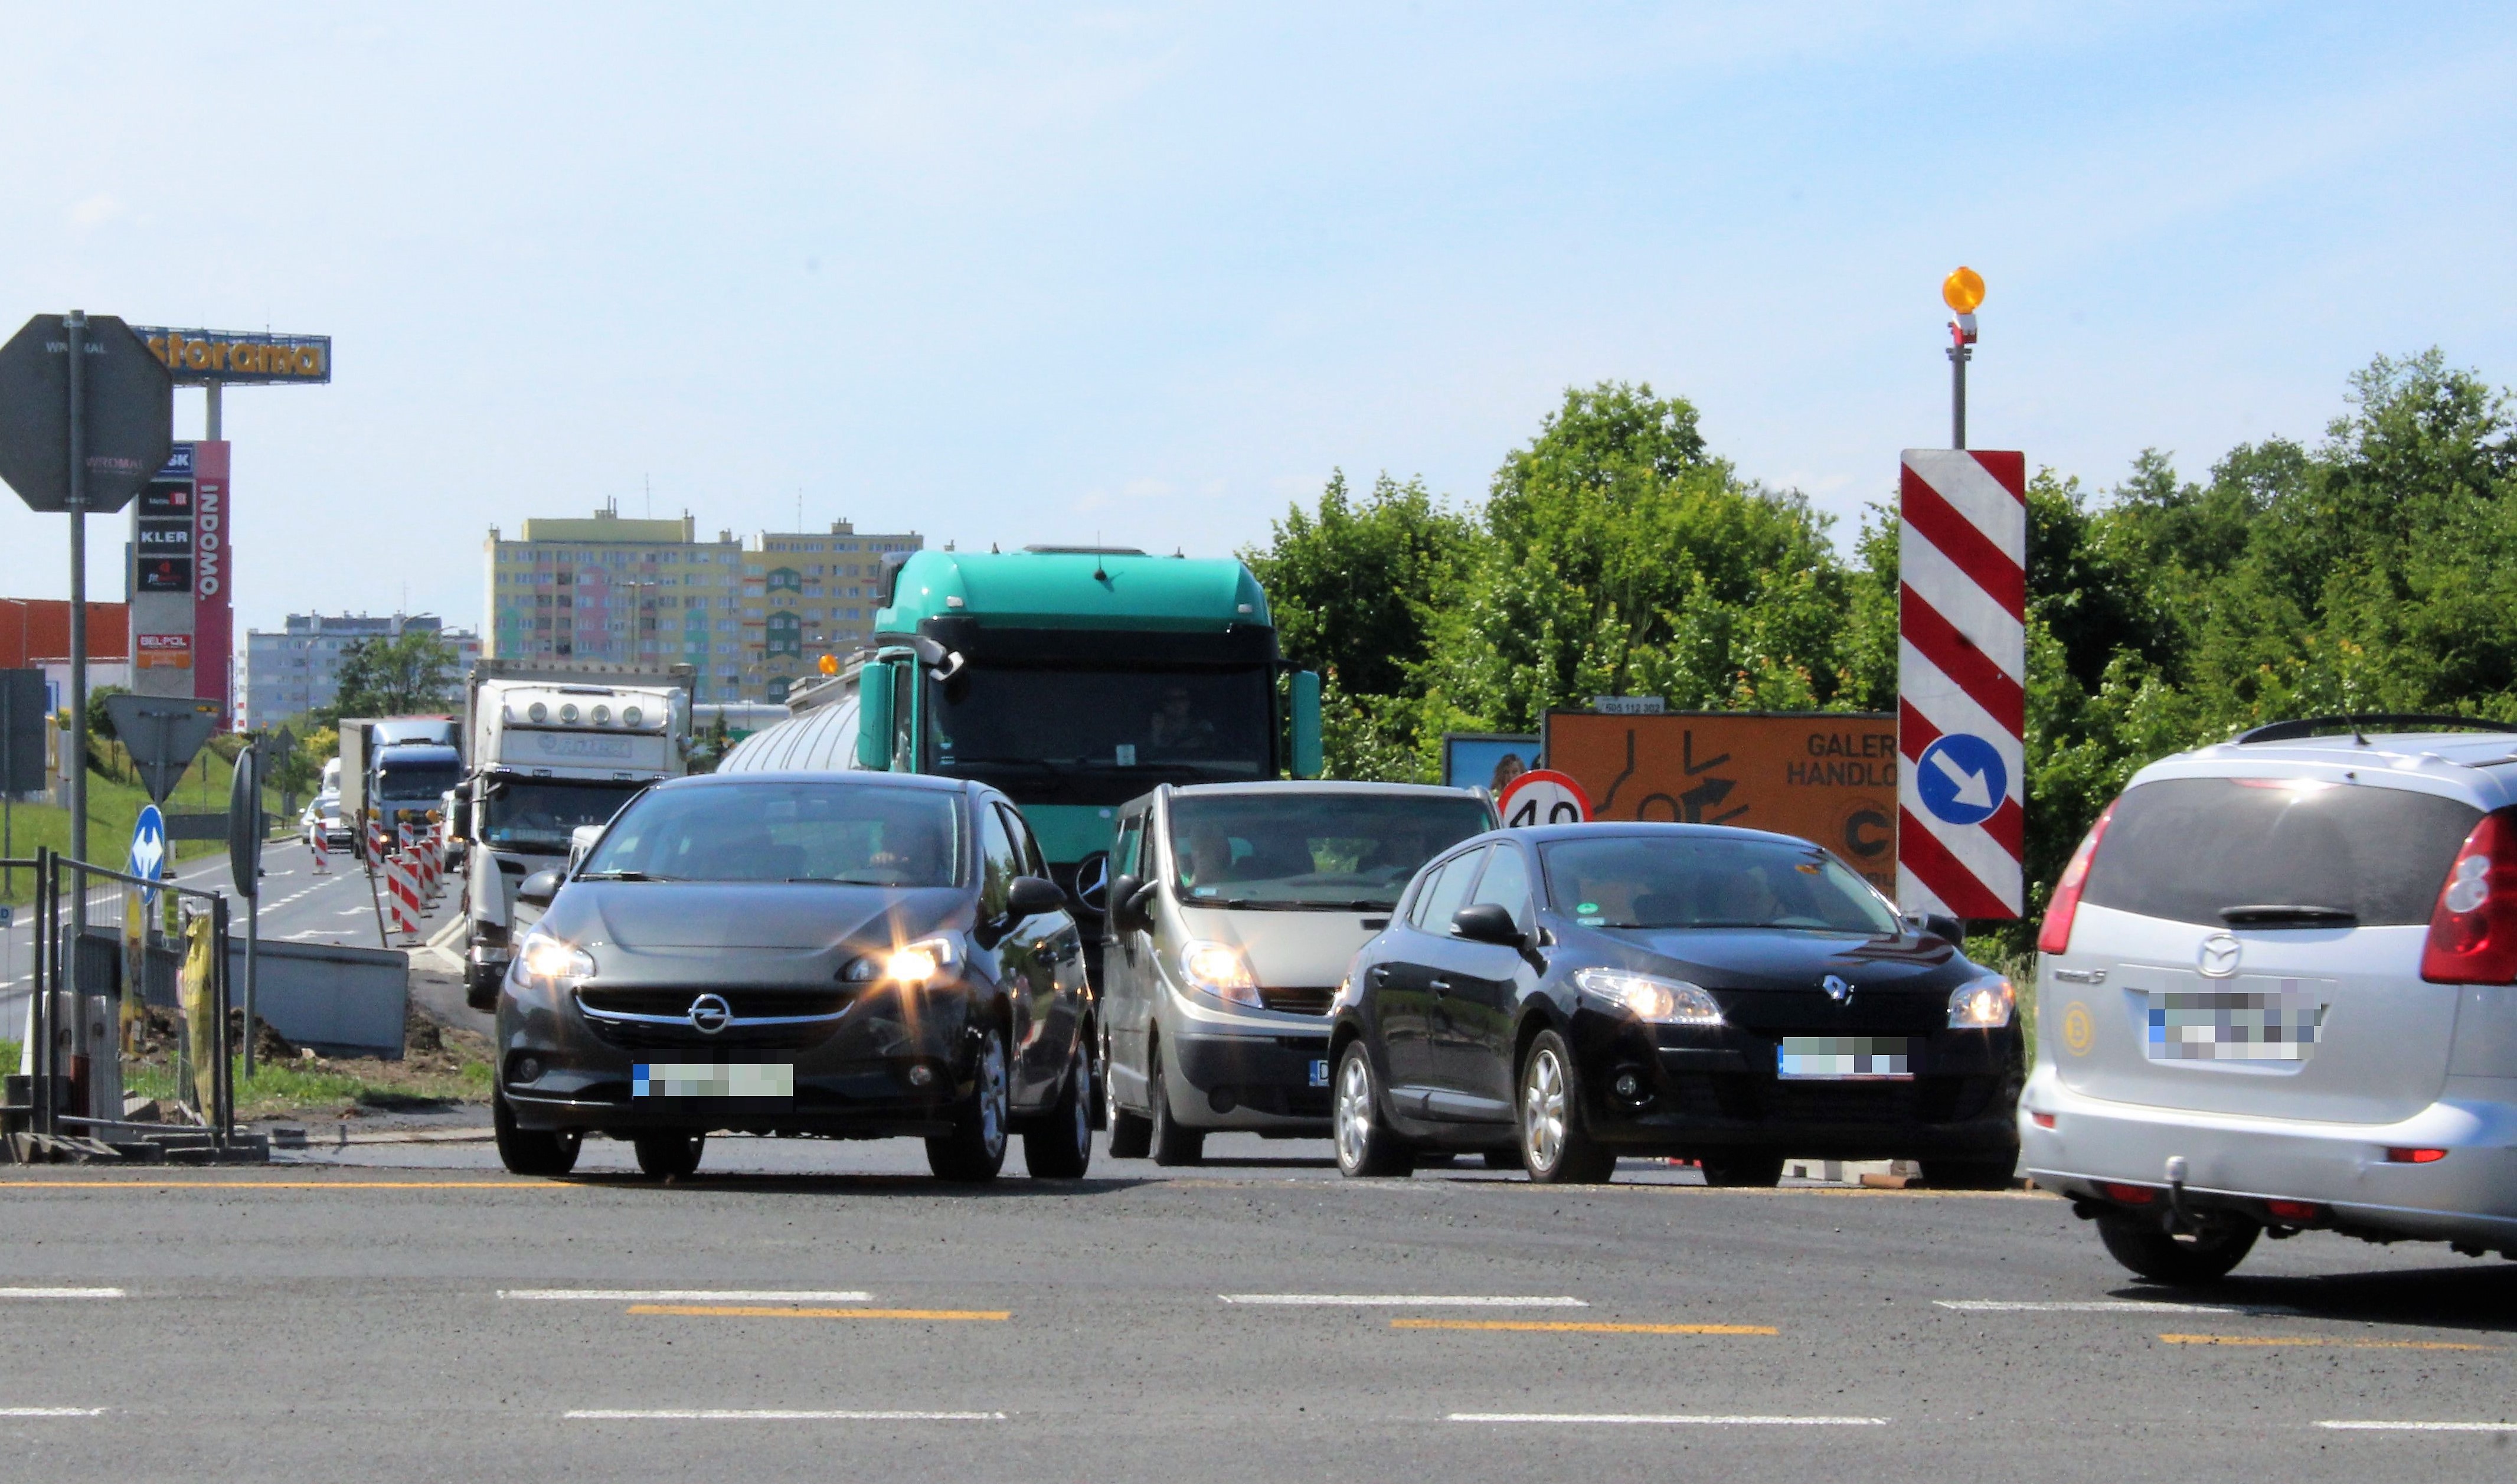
[
  {"xmin": 1822, "ymin": 975, "xmax": 1854, "ymax": 1004},
  {"xmin": 687, "ymin": 993, "xmax": 734, "ymax": 1035},
  {"xmin": 2198, "ymin": 934, "xmax": 2242, "ymax": 979}
]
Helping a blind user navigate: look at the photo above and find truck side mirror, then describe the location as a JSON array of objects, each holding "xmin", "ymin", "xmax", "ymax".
[
  {"xmin": 450, "ymin": 797, "xmax": 473, "ymax": 842},
  {"xmin": 1289, "ymin": 669, "xmax": 1323, "ymax": 779},
  {"xmin": 516, "ymin": 870, "xmax": 564, "ymax": 909},
  {"xmin": 857, "ymin": 661, "xmax": 895, "ymax": 770}
]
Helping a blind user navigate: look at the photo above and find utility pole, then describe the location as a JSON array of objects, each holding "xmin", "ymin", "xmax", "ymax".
[{"xmin": 1942, "ymin": 267, "xmax": 1984, "ymax": 449}]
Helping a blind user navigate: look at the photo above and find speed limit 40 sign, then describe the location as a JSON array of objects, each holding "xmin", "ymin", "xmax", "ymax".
[{"xmin": 1497, "ymin": 768, "xmax": 1590, "ymax": 828}]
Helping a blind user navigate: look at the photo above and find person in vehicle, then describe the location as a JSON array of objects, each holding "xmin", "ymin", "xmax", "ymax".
[{"xmin": 1149, "ymin": 685, "xmax": 1216, "ymax": 756}]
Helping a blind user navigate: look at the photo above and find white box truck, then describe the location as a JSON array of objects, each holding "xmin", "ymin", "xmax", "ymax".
[{"xmin": 454, "ymin": 661, "xmax": 693, "ymax": 1006}]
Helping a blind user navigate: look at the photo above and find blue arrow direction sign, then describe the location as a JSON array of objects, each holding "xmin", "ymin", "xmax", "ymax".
[
  {"xmin": 1916, "ymin": 733, "xmax": 2007, "ymax": 828},
  {"xmin": 129, "ymin": 803, "xmax": 169, "ymax": 903}
]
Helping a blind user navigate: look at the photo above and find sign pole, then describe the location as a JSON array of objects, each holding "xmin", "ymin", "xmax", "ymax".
[
  {"xmin": 205, "ymin": 383, "xmax": 221, "ymax": 442},
  {"xmin": 64, "ymin": 315, "xmax": 91, "ymax": 1107}
]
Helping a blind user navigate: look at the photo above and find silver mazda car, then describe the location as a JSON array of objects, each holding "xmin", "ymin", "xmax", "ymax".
[{"xmin": 493, "ymin": 770, "xmax": 1094, "ymax": 1183}]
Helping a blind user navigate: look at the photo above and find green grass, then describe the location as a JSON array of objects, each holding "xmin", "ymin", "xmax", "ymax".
[
  {"xmin": 0, "ymin": 744, "xmax": 295, "ymax": 907},
  {"xmin": 123, "ymin": 1055, "xmax": 492, "ymax": 1120},
  {"xmin": 0, "ymin": 1037, "xmax": 18, "ymax": 1076}
]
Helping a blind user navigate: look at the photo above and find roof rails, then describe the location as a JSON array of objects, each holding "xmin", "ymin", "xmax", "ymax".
[{"xmin": 2235, "ymin": 714, "xmax": 2517, "ymax": 745}]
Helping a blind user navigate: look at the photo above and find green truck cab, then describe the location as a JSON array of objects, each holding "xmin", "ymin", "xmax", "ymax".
[{"xmin": 754, "ymin": 545, "xmax": 1321, "ymax": 988}]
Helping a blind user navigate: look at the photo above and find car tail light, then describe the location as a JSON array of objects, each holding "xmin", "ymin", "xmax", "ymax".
[
  {"xmin": 2264, "ymin": 1199, "xmax": 2322, "ymax": 1221},
  {"xmin": 2385, "ymin": 1148, "xmax": 2448, "ymax": 1164},
  {"xmin": 2037, "ymin": 801, "xmax": 2117, "ymax": 955},
  {"xmin": 2099, "ymin": 1182, "xmax": 2154, "ymax": 1205},
  {"xmin": 2421, "ymin": 809, "xmax": 2517, "ymax": 984},
  {"xmin": 2029, "ymin": 1111, "xmax": 2057, "ymax": 1129}
]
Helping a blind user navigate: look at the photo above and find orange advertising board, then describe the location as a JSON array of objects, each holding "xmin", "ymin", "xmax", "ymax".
[{"xmin": 1541, "ymin": 711, "xmax": 1898, "ymax": 893}]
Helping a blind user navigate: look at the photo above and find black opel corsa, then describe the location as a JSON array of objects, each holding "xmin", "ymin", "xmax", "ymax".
[
  {"xmin": 493, "ymin": 770, "xmax": 1096, "ymax": 1182},
  {"xmin": 1328, "ymin": 822, "xmax": 2023, "ymax": 1186}
]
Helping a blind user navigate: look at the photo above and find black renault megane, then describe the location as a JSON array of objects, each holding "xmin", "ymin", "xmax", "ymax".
[
  {"xmin": 1326, "ymin": 822, "xmax": 2022, "ymax": 1186},
  {"xmin": 493, "ymin": 770, "xmax": 1095, "ymax": 1182}
]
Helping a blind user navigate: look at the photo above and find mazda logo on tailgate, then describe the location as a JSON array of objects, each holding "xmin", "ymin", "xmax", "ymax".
[
  {"xmin": 2197, "ymin": 934, "xmax": 2242, "ymax": 979},
  {"xmin": 687, "ymin": 993, "xmax": 734, "ymax": 1034}
]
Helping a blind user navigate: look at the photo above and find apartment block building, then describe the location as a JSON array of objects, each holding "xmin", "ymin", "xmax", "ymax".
[
  {"xmin": 241, "ymin": 613, "xmax": 481, "ymax": 728},
  {"xmin": 483, "ymin": 508, "xmax": 921, "ymax": 702}
]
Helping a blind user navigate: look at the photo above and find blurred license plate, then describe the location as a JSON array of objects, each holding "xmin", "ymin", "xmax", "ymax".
[
  {"xmin": 1778, "ymin": 1037, "xmax": 1912, "ymax": 1080},
  {"xmin": 1309, "ymin": 1059, "xmax": 1331, "ymax": 1088},
  {"xmin": 633, "ymin": 1063, "xmax": 793, "ymax": 1098}
]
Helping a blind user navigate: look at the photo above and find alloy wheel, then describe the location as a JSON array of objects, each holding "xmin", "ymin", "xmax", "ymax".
[
  {"xmin": 1335, "ymin": 1053, "xmax": 1374, "ymax": 1169},
  {"xmin": 1522, "ymin": 1047, "xmax": 1567, "ymax": 1173}
]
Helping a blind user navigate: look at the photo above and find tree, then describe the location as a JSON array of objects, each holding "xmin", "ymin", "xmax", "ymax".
[{"xmin": 325, "ymin": 630, "xmax": 460, "ymax": 720}]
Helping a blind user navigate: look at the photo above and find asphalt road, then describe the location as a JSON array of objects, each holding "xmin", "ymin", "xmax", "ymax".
[{"xmin": 4, "ymin": 1135, "xmax": 2515, "ymax": 1482}]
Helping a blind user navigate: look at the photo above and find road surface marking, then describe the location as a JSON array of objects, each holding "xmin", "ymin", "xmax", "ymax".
[
  {"xmin": 1937, "ymin": 1300, "xmax": 2290, "ymax": 1315},
  {"xmin": 0, "ymin": 1288, "xmax": 123, "ymax": 1300},
  {"xmin": 566, "ymin": 1409, "xmax": 1003, "ymax": 1421},
  {"xmin": 2318, "ymin": 1421, "xmax": 2517, "ymax": 1432},
  {"xmin": 1450, "ymin": 1413, "xmax": 1886, "ymax": 1426},
  {"xmin": 0, "ymin": 1181, "xmax": 555, "ymax": 1190},
  {"xmin": 1397, "ymin": 1319, "xmax": 1774, "ymax": 1335},
  {"xmin": 0, "ymin": 1408, "xmax": 106, "ymax": 1418},
  {"xmin": 1222, "ymin": 1294, "xmax": 1587, "ymax": 1307},
  {"xmin": 2154, "ymin": 1348, "xmax": 2486, "ymax": 1358},
  {"xmin": 502, "ymin": 1290, "xmax": 871, "ymax": 1303},
  {"xmin": 627, "ymin": 1305, "xmax": 1008, "ymax": 1322}
]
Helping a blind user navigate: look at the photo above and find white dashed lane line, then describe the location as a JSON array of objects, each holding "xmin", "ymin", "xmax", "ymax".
[
  {"xmin": 0, "ymin": 1408, "xmax": 106, "ymax": 1418},
  {"xmin": 565, "ymin": 1410, "xmax": 1004, "ymax": 1421},
  {"xmin": 1934, "ymin": 1299, "xmax": 2297, "ymax": 1315},
  {"xmin": 1450, "ymin": 1413, "xmax": 1888, "ymax": 1427},
  {"xmin": 2319, "ymin": 1421, "xmax": 2517, "ymax": 1433},
  {"xmin": 501, "ymin": 1289, "xmax": 874, "ymax": 1303},
  {"xmin": 0, "ymin": 1287, "xmax": 125, "ymax": 1300}
]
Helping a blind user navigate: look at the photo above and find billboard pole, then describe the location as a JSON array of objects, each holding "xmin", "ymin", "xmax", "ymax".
[{"xmin": 205, "ymin": 383, "xmax": 221, "ymax": 442}]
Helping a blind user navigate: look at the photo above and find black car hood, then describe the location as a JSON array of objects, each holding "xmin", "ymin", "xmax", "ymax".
[
  {"xmin": 542, "ymin": 882, "xmax": 966, "ymax": 952},
  {"xmin": 1592, "ymin": 925, "xmax": 1970, "ymax": 993}
]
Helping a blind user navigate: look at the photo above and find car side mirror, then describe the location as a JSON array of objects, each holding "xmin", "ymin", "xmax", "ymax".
[
  {"xmin": 516, "ymin": 869, "xmax": 564, "ymax": 910},
  {"xmin": 1906, "ymin": 912, "xmax": 1965, "ymax": 945},
  {"xmin": 1109, "ymin": 872, "xmax": 1146, "ymax": 933},
  {"xmin": 1450, "ymin": 902, "xmax": 1525, "ymax": 947},
  {"xmin": 1008, "ymin": 875, "xmax": 1067, "ymax": 920}
]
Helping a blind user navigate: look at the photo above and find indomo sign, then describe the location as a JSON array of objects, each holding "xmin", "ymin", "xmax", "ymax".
[
  {"xmin": 132, "ymin": 327, "xmax": 331, "ymax": 385},
  {"xmin": 1542, "ymin": 711, "xmax": 1899, "ymax": 894}
]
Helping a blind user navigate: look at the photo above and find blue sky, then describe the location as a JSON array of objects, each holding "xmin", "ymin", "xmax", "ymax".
[{"xmin": 2, "ymin": 3, "xmax": 2510, "ymax": 639}]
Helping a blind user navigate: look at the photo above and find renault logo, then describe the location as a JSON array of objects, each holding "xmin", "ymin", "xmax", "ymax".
[
  {"xmin": 1822, "ymin": 975, "xmax": 1854, "ymax": 1004},
  {"xmin": 2198, "ymin": 934, "xmax": 2242, "ymax": 979},
  {"xmin": 687, "ymin": 993, "xmax": 734, "ymax": 1034}
]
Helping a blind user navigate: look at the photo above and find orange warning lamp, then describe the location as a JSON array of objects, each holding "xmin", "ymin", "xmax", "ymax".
[
  {"xmin": 818, "ymin": 653, "xmax": 838, "ymax": 675},
  {"xmin": 1942, "ymin": 267, "xmax": 1986, "ymax": 314}
]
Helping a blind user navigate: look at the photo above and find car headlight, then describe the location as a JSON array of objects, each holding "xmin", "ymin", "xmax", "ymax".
[
  {"xmin": 1948, "ymin": 973, "xmax": 2016, "ymax": 1028},
  {"xmin": 848, "ymin": 935, "xmax": 961, "ymax": 985},
  {"xmin": 1178, "ymin": 940, "xmax": 1260, "ymax": 1008},
  {"xmin": 1574, "ymin": 967, "xmax": 1723, "ymax": 1027},
  {"xmin": 515, "ymin": 930, "xmax": 595, "ymax": 988}
]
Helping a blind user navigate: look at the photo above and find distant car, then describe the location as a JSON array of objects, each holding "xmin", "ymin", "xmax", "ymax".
[
  {"xmin": 302, "ymin": 794, "xmax": 351, "ymax": 850},
  {"xmin": 2025, "ymin": 716, "xmax": 2517, "ymax": 1283},
  {"xmin": 1100, "ymin": 780, "xmax": 1495, "ymax": 1164},
  {"xmin": 493, "ymin": 770, "xmax": 1096, "ymax": 1184},
  {"xmin": 1329, "ymin": 822, "xmax": 2022, "ymax": 1184}
]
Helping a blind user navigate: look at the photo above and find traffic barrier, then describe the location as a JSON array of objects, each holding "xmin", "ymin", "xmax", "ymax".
[
  {"xmin": 385, "ymin": 853, "xmax": 420, "ymax": 943},
  {"xmin": 310, "ymin": 826, "xmax": 329, "ymax": 874}
]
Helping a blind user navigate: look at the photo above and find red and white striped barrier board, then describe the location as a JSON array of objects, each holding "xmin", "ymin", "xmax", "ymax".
[
  {"xmin": 310, "ymin": 828, "xmax": 329, "ymax": 874},
  {"xmin": 387, "ymin": 853, "xmax": 421, "ymax": 941},
  {"xmin": 1897, "ymin": 449, "xmax": 2026, "ymax": 920}
]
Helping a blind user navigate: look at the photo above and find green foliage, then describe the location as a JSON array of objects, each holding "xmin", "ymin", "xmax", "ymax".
[
  {"xmin": 1247, "ymin": 352, "xmax": 2516, "ymax": 945},
  {"xmin": 325, "ymin": 630, "xmax": 461, "ymax": 721}
]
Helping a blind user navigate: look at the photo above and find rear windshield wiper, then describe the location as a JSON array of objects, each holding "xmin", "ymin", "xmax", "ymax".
[{"xmin": 2218, "ymin": 904, "xmax": 2358, "ymax": 926}]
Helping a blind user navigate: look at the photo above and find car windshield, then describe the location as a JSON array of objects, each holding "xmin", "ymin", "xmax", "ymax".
[
  {"xmin": 933, "ymin": 665, "xmax": 1273, "ymax": 803},
  {"xmin": 1168, "ymin": 793, "xmax": 1493, "ymax": 910},
  {"xmin": 583, "ymin": 781, "xmax": 965, "ymax": 887},
  {"xmin": 376, "ymin": 761, "xmax": 459, "ymax": 802},
  {"xmin": 479, "ymin": 778, "xmax": 648, "ymax": 854},
  {"xmin": 1539, "ymin": 835, "xmax": 1900, "ymax": 934}
]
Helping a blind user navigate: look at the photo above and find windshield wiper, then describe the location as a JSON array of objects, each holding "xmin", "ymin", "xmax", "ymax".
[
  {"xmin": 2219, "ymin": 904, "xmax": 2358, "ymax": 926},
  {"xmin": 786, "ymin": 876, "xmax": 910, "ymax": 886},
  {"xmin": 576, "ymin": 870, "xmax": 671, "ymax": 882}
]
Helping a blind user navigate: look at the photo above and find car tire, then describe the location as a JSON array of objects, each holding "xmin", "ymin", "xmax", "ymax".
[
  {"xmin": 463, "ymin": 963, "xmax": 501, "ymax": 1014},
  {"xmin": 2096, "ymin": 1214, "xmax": 2260, "ymax": 1285},
  {"xmin": 632, "ymin": 1132, "xmax": 705, "ymax": 1180},
  {"xmin": 926, "ymin": 1024, "xmax": 1011, "ymax": 1183},
  {"xmin": 1106, "ymin": 1039, "xmax": 1152, "ymax": 1158},
  {"xmin": 1518, "ymin": 1031, "xmax": 1614, "ymax": 1184},
  {"xmin": 1332, "ymin": 1041, "xmax": 1413, "ymax": 1178},
  {"xmin": 1148, "ymin": 1053, "xmax": 1204, "ymax": 1167},
  {"xmin": 1024, "ymin": 1037, "xmax": 1095, "ymax": 1180},
  {"xmin": 493, "ymin": 1091, "xmax": 580, "ymax": 1178},
  {"xmin": 1699, "ymin": 1154, "xmax": 1786, "ymax": 1188},
  {"xmin": 1921, "ymin": 1155, "xmax": 2019, "ymax": 1191}
]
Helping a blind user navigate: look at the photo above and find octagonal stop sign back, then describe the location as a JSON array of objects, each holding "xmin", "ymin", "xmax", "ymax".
[{"xmin": 0, "ymin": 313, "xmax": 176, "ymax": 514}]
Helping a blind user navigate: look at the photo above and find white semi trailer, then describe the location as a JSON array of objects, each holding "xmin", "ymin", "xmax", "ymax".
[{"xmin": 453, "ymin": 661, "xmax": 692, "ymax": 1006}]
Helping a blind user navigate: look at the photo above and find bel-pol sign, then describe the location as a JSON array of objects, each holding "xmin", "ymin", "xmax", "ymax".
[{"xmin": 1896, "ymin": 449, "xmax": 2025, "ymax": 920}]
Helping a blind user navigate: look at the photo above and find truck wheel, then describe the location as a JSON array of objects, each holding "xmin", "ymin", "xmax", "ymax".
[
  {"xmin": 1148, "ymin": 1054, "xmax": 1204, "ymax": 1167},
  {"xmin": 493, "ymin": 1091, "xmax": 580, "ymax": 1178},
  {"xmin": 632, "ymin": 1132, "xmax": 705, "ymax": 1180},
  {"xmin": 926, "ymin": 1025, "xmax": 1011, "ymax": 1183},
  {"xmin": 2097, "ymin": 1214, "xmax": 2259, "ymax": 1285},
  {"xmin": 1023, "ymin": 1038, "xmax": 1094, "ymax": 1179}
]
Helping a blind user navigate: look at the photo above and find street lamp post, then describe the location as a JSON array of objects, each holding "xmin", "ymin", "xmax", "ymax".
[{"xmin": 1942, "ymin": 267, "xmax": 1985, "ymax": 449}]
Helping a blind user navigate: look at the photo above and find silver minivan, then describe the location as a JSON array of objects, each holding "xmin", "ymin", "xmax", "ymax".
[
  {"xmin": 2023, "ymin": 717, "xmax": 2517, "ymax": 1283},
  {"xmin": 1101, "ymin": 781, "xmax": 1495, "ymax": 1163}
]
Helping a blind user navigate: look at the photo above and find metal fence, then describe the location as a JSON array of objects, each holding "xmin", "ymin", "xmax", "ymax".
[{"xmin": 4, "ymin": 848, "xmax": 237, "ymax": 1161}]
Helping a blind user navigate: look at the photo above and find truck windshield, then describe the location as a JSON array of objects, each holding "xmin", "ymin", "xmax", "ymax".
[
  {"xmin": 1168, "ymin": 793, "xmax": 1493, "ymax": 910},
  {"xmin": 480, "ymin": 779, "xmax": 648, "ymax": 855},
  {"xmin": 586, "ymin": 782, "xmax": 965, "ymax": 887},
  {"xmin": 932, "ymin": 665, "xmax": 1271, "ymax": 803},
  {"xmin": 376, "ymin": 761, "xmax": 459, "ymax": 802}
]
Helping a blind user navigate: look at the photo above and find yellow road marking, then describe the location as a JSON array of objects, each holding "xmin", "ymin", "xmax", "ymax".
[
  {"xmin": 2159, "ymin": 1334, "xmax": 2490, "ymax": 1351},
  {"xmin": 627, "ymin": 1305, "xmax": 1009, "ymax": 1322},
  {"xmin": 1393, "ymin": 1319, "xmax": 1777, "ymax": 1336}
]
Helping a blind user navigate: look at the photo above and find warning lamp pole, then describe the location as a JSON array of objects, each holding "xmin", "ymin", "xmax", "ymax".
[{"xmin": 1942, "ymin": 267, "xmax": 1984, "ymax": 449}]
